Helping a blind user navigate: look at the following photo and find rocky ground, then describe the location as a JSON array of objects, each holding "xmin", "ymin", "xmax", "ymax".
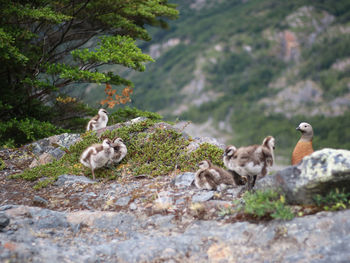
[{"xmin": 1, "ymin": 124, "xmax": 350, "ymax": 262}]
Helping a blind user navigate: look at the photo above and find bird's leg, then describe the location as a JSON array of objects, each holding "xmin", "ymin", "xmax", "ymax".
[
  {"xmin": 91, "ymin": 169, "xmax": 95, "ymax": 180},
  {"xmin": 246, "ymin": 175, "xmax": 255, "ymax": 191},
  {"xmin": 251, "ymin": 175, "xmax": 257, "ymax": 190}
]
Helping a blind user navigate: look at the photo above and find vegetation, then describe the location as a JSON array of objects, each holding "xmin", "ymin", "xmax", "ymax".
[
  {"xmin": 235, "ymin": 189, "xmax": 295, "ymax": 220},
  {"xmin": 13, "ymin": 120, "xmax": 225, "ymax": 187},
  {"xmin": 0, "ymin": 158, "xmax": 5, "ymax": 171},
  {"xmin": 0, "ymin": 0, "xmax": 178, "ymax": 146},
  {"xmin": 314, "ymin": 188, "xmax": 350, "ymax": 211},
  {"xmin": 0, "ymin": 118, "xmax": 67, "ymax": 148}
]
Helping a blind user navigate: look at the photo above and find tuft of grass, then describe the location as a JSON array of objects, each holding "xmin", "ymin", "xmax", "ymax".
[
  {"xmin": 235, "ymin": 189, "xmax": 295, "ymax": 220},
  {"xmin": 313, "ymin": 188, "xmax": 350, "ymax": 211}
]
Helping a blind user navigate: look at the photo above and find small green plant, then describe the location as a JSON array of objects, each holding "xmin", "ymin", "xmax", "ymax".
[
  {"xmin": 218, "ymin": 206, "xmax": 235, "ymax": 217},
  {"xmin": 235, "ymin": 189, "xmax": 294, "ymax": 220},
  {"xmin": 313, "ymin": 188, "xmax": 350, "ymax": 211},
  {"xmin": 0, "ymin": 158, "xmax": 5, "ymax": 171}
]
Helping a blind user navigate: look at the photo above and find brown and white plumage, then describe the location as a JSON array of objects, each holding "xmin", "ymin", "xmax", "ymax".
[
  {"xmin": 80, "ymin": 139, "xmax": 114, "ymax": 180},
  {"xmin": 223, "ymin": 136, "xmax": 275, "ymax": 191},
  {"xmin": 110, "ymin": 137, "xmax": 127, "ymax": 164},
  {"xmin": 86, "ymin": 109, "xmax": 109, "ymax": 131},
  {"xmin": 195, "ymin": 160, "xmax": 235, "ymax": 191},
  {"xmin": 223, "ymin": 146, "xmax": 247, "ymax": 186},
  {"xmin": 291, "ymin": 122, "xmax": 314, "ymax": 165}
]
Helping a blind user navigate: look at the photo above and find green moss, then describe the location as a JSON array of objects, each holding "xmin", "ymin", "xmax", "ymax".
[
  {"xmin": 126, "ymin": 128, "xmax": 190, "ymax": 177},
  {"xmin": 14, "ymin": 119, "xmax": 225, "ymax": 187},
  {"xmin": 179, "ymin": 143, "xmax": 224, "ymax": 172}
]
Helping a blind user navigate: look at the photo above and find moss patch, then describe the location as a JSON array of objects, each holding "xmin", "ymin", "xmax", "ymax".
[{"xmin": 13, "ymin": 119, "xmax": 225, "ymax": 188}]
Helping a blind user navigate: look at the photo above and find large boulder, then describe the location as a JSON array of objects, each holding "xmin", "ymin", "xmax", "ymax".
[
  {"xmin": 256, "ymin": 148, "xmax": 350, "ymax": 204},
  {"xmin": 1, "ymin": 205, "xmax": 350, "ymax": 262}
]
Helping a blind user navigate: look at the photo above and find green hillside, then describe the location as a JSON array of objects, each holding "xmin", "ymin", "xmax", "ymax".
[{"xmin": 78, "ymin": 0, "xmax": 350, "ymax": 161}]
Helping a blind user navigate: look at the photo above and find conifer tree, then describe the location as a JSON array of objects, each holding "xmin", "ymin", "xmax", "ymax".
[{"xmin": 0, "ymin": 0, "xmax": 178, "ymax": 120}]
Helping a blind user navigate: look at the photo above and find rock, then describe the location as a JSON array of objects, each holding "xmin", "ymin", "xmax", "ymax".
[
  {"xmin": 126, "ymin": 117, "xmax": 148, "ymax": 125},
  {"xmin": 129, "ymin": 202, "xmax": 137, "ymax": 210},
  {"xmin": 0, "ymin": 212, "xmax": 10, "ymax": 230},
  {"xmin": 173, "ymin": 172, "xmax": 195, "ymax": 188},
  {"xmin": 227, "ymin": 187, "xmax": 243, "ymax": 197},
  {"xmin": 115, "ymin": 196, "xmax": 131, "ymax": 207},
  {"xmin": 0, "ymin": 205, "xmax": 13, "ymax": 211},
  {"xmin": 2, "ymin": 205, "xmax": 350, "ymax": 262},
  {"xmin": 153, "ymin": 122, "xmax": 190, "ymax": 140},
  {"xmin": 192, "ymin": 191, "xmax": 214, "ymax": 202},
  {"xmin": 187, "ymin": 136, "xmax": 226, "ymax": 153},
  {"xmin": 28, "ymin": 133, "xmax": 80, "ymax": 158},
  {"xmin": 33, "ymin": 196, "xmax": 49, "ymax": 206},
  {"xmin": 96, "ymin": 117, "xmax": 148, "ymax": 135},
  {"xmin": 256, "ymin": 148, "xmax": 350, "ymax": 204},
  {"xmin": 29, "ymin": 152, "xmax": 54, "ymax": 168},
  {"xmin": 54, "ymin": 174, "xmax": 95, "ymax": 186},
  {"xmin": 28, "ymin": 159, "xmax": 39, "ymax": 168},
  {"xmin": 148, "ymin": 214, "xmax": 175, "ymax": 229}
]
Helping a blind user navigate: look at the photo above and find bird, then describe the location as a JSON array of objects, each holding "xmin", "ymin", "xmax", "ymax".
[
  {"xmin": 110, "ymin": 137, "xmax": 127, "ymax": 164},
  {"xmin": 223, "ymin": 146, "xmax": 247, "ymax": 186},
  {"xmin": 80, "ymin": 138, "xmax": 114, "ymax": 180},
  {"xmin": 291, "ymin": 122, "xmax": 314, "ymax": 165},
  {"xmin": 194, "ymin": 160, "xmax": 236, "ymax": 191},
  {"xmin": 86, "ymin": 108, "xmax": 109, "ymax": 131},
  {"xmin": 223, "ymin": 136, "xmax": 275, "ymax": 191}
]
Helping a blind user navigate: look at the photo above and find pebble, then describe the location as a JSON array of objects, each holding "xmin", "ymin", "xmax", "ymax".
[
  {"xmin": 33, "ymin": 195, "xmax": 49, "ymax": 206},
  {"xmin": 115, "ymin": 196, "xmax": 131, "ymax": 206},
  {"xmin": 192, "ymin": 191, "xmax": 214, "ymax": 202},
  {"xmin": 173, "ymin": 172, "xmax": 195, "ymax": 188}
]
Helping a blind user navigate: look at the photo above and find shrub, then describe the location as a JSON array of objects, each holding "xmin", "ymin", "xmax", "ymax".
[
  {"xmin": 313, "ymin": 188, "xmax": 350, "ymax": 211},
  {"xmin": 0, "ymin": 118, "xmax": 68, "ymax": 148},
  {"xmin": 179, "ymin": 143, "xmax": 224, "ymax": 171},
  {"xmin": 235, "ymin": 189, "xmax": 294, "ymax": 220}
]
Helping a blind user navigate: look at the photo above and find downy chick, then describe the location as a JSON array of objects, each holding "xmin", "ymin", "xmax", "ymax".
[
  {"xmin": 195, "ymin": 160, "xmax": 235, "ymax": 191},
  {"xmin": 223, "ymin": 136, "xmax": 275, "ymax": 191},
  {"xmin": 80, "ymin": 138, "xmax": 114, "ymax": 180},
  {"xmin": 110, "ymin": 137, "xmax": 127, "ymax": 164},
  {"xmin": 86, "ymin": 108, "xmax": 109, "ymax": 131}
]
